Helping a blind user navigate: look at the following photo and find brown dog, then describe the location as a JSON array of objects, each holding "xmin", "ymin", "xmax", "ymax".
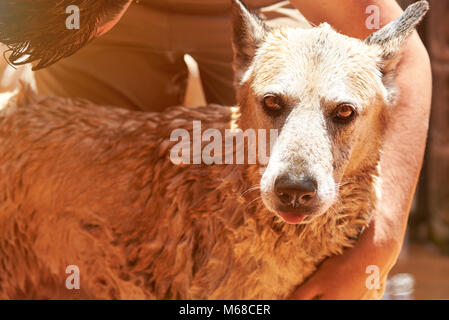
[{"xmin": 0, "ymin": 0, "xmax": 428, "ymax": 299}]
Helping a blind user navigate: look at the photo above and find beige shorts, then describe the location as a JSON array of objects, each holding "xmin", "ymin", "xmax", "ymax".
[{"xmin": 33, "ymin": 1, "xmax": 307, "ymax": 112}]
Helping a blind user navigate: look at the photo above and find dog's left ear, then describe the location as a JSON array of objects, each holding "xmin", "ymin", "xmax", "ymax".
[
  {"xmin": 365, "ymin": 1, "xmax": 429, "ymax": 72},
  {"xmin": 365, "ymin": 0, "xmax": 428, "ymax": 103},
  {"xmin": 231, "ymin": 0, "xmax": 269, "ymax": 83}
]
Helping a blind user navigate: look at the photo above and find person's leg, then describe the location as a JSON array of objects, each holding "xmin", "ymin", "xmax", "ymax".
[
  {"xmin": 190, "ymin": 49, "xmax": 236, "ymax": 106},
  {"xmin": 34, "ymin": 2, "xmax": 188, "ymax": 112},
  {"xmin": 170, "ymin": 10, "xmax": 236, "ymax": 106},
  {"xmin": 174, "ymin": 1, "xmax": 309, "ymax": 107}
]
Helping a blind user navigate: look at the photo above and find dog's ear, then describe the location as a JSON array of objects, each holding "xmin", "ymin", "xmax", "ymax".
[
  {"xmin": 365, "ymin": 0, "xmax": 428, "ymax": 103},
  {"xmin": 231, "ymin": 0, "xmax": 269, "ymax": 83},
  {"xmin": 365, "ymin": 1, "xmax": 428, "ymax": 72}
]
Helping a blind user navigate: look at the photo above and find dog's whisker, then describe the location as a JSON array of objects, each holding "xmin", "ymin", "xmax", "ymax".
[
  {"xmin": 240, "ymin": 185, "xmax": 261, "ymax": 198},
  {"xmin": 245, "ymin": 196, "xmax": 263, "ymax": 210}
]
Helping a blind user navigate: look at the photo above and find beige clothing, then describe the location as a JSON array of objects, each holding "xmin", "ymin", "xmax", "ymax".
[{"xmin": 34, "ymin": 1, "xmax": 307, "ymax": 111}]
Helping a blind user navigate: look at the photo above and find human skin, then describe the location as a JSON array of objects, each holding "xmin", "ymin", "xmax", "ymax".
[{"xmin": 98, "ymin": 0, "xmax": 432, "ymax": 299}]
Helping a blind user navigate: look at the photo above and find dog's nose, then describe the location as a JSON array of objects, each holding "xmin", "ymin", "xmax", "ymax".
[{"xmin": 274, "ymin": 175, "xmax": 317, "ymax": 207}]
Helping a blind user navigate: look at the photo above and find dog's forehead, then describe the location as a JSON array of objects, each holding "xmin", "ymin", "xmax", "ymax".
[{"xmin": 251, "ymin": 25, "xmax": 382, "ymax": 107}]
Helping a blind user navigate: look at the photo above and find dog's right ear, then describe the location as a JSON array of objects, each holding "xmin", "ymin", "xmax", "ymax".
[{"xmin": 231, "ymin": 0, "xmax": 269, "ymax": 83}]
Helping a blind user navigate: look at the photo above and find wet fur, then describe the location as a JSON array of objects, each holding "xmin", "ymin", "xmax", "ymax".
[
  {"xmin": 0, "ymin": 0, "xmax": 428, "ymax": 299},
  {"xmin": 0, "ymin": 95, "xmax": 376, "ymax": 299}
]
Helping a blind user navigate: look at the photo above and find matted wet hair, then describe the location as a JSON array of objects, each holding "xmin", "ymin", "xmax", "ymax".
[{"xmin": 0, "ymin": 0, "xmax": 130, "ymax": 70}]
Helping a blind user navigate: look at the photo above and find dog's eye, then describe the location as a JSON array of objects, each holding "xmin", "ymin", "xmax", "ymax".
[
  {"xmin": 334, "ymin": 104, "xmax": 355, "ymax": 121},
  {"xmin": 263, "ymin": 94, "xmax": 283, "ymax": 114}
]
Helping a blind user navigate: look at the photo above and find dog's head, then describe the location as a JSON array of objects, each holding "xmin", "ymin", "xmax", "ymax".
[{"xmin": 231, "ymin": 0, "xmax": 428, "ymax": 223}]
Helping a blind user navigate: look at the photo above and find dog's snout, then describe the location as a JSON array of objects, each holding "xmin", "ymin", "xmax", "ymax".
[{"xmin": 274, "ymin": 175, "xmax": 317, "ymax": 207}]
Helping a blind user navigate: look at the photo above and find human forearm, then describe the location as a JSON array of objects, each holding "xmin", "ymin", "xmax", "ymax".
[
  {"xmin": 372, "ymin": 32, "xmax": 432, "ymax": 249},
  {"xmin": 289, "ymin": 0, "xmax": 403, "ymax": 39}
]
